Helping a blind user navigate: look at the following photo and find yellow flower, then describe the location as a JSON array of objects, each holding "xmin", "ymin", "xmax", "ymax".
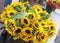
[
  {"xmin": 39, "ymin": 21, "xmax": 47, "ymax": 27},
  {"xmin": 8, "ymin": 19, "xmax": 16, "ymax": 30},
  {"xmin": 26, "ymin": 12, "xmax": 36, "ymax": 24},
  {"xmin": 1, "ymin": 11, "xmax": 8, "ymax": 22},
  {"xmin": 22, "ymin": 35, "xmax": 32, "ymax": 42},
  {"xmin": 5, "ymin": 20, "xmax": 13, "ymax": 35},
  {"xmin": 6, "ymin": 9, "xmax": 17, "ymax": 18},
  {"xmin": 33, "ymin": 5, "xmax": 43, "ymax": 13},
  {"xmin": 35, "ymin": 30, "xmax": 48, "ymax": 43},
  {"xmin": 47, "ymin": 21, "xmax": 56, "ymax": 31},
  {"xmin": 56, "ymin": 0, "xmax": 60, "ymax": 5},
  {"xmin": 11, "ymin": 2, "xmax": 24, "ymax": 7},
  {"xmin": 5, "ymin": 5, "xmax": 14, "ymax": 10},
  {"xmin": 6, "ymin": 27, "xmax": 13, "ymax": 35},
  {"xmin": 38, "ymin": 11, "xmax": 48, "ymax": 17},
  {"xmin": 13, "ymin": 27, "xmax": 22, "ymax": 35},
  {"xmin": 23, "ymin": 1, "xmax": 29, "ymax": 5},
  {"xmin": 47, "ymin": 21, "xmax": 56, "ymax": 38},
  {"xmin": 43, "ymin": 11, "xmax": 48, "ymax": 15},
  {"xmin": 13, "ymin": 27, "xmax": 23, "ymax": 40},
  {"xmin": 23, "ymin": 1, "xmax": 30, "ymax": 7},
  {"xmin": 22, "ymin": 27, "xmax": 32, "ymax": 36},
  {"xmin": 22, "ymin": 27, "xmax": 33, "ymax": 42},
  {"xmin": 40, "ymin": 20, "xmax": 52, "ymax": 31},
  {"xmin": 20, "ymin": 17, "xmax": 30, "ymax": 26},
  {"xmin": 48, "ymin": 31, "xmax": 55, "ymax": 38},
  {"xmin": 39, "ymin": 18, "xmax": 50, "ymax": 23},
  {"xmin": 33, "ymin": 22, "xmax": 41, "ymax": 29},
  {"xmin": 4, "ymin": 19, "xmax": 16, "ymax": 35},
  {"xmin": 21, "ymin": 7, "xmax": 26, "ymax": 13},
  {"xmin": 49, "ymin": 22, "xmax": 56, "ymax": 31}
]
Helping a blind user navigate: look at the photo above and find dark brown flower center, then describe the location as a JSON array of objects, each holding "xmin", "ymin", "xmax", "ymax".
[
  {"xmin": 37, "ymin": 9, "xmax": 40, "ymax": 11},
  {"xmin": 41, "ymin": 36, "xmax": 44, "ymax": 39},
  {"xmin": 49, "ymin": 23, "xmax": 52, "ymax": 25},
  {"xmin": 15, "ymin": 29, "xmax": 21, "ymax": 33},
  {"xmin": 10, "ymin": 12, "xmax": 14, "ymax": 15},
  {"xmin": 27, "ymin": 36, "xmax": 31, "ymax": 39},
  {"xmin": 24, "ymin": 19, "xmax": 28, "ymax": 24},
  {"xmin": 51, "ymin": 26, "xmax": 53, "ymax": 30},
  {"xmin": 49, "ymin": 32, "xmax": 53, "ymax": 36},
  {"xmin": 35, "ymin": 23, "xmax": 39, "ymax": 28},
  {"xmin": 12, "ymin": 24, "xmax": 15, "ymax": 27},
  {"xmin": 41, "ymin": 23, "xmax": 45, "ymax": 26},
  {"xmin": 25, "ymin": 30, "xmax": 31, "ymax": 34},
  {"xmin": 37, "ymin": 32, "xmax": 42, "ymax": 36},
  {"xmin": 37, "ymin": 32, "xmax": 39, "ymax": 35}
]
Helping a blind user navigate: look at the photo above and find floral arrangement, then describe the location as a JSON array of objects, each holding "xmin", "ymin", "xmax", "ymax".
[{"xmin": 1, "ymin": 2, "xmax": 56, "ymax": 43}]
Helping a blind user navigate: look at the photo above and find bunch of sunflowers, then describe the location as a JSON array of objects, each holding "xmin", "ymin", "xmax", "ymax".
[{"xmin": 1, "ymin": 2, "xmax": 56, "ymax": 43}]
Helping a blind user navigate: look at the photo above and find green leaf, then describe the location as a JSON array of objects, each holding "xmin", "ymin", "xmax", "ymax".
[
  {"xmin": 26, "ymin": 5, "xmax": 30, "ymax": 10},
  {"xmin": 14, "ymin": 6, "xmax": 22, "ymax": 12},
  {"xmin": 7, "ymin": 26, "xmax": 13, "ymax": 32},
  {"xmin": 4, "ymin": 14, "xmax": 8, "ymax": 18},
  {"xmin": 40, "ymin": 14, "xmax": 50, "ymax": 20},
  {"xmin": 19, "ymin": 23, "xmax": 25, "ymax": 28},
  {"xmin": 15, "ymin": 19, "xmax": 25, "ymax": 28},
  {"xmin": 32, "ymin": 29, "xmax": 39, "ymax": 37},
  {"xmin": 16, "ymin": 19, "xmax": 20, "ymax": 27},
  {"xmin": 7, "ymin": 21, "xmax": 13, "ymax": 32},
  {"xmin": 12, "ymin": 12, "xmax": 27, "ymax": 19},
  {"xmin": 28, "ymin": 14, "xmax": 33, "ymax": 19},
  {"xmin": 46, "ymin": 15, "xmax": 50, "ymax": 19}
]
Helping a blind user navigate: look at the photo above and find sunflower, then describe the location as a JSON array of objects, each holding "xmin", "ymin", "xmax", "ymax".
[
  {"xmin": 48, "ymin": 31, "xmax": 55, "ymax": 38},
  {"xmin": 47, "ymin": 21, "xmax": 56, "ymax": 31},
  {"xmin": 33, "ymin": 22, "xmax": 41, "ymax": 29},
  {"xmin": 21, "ymin": 7, "xmax": 26, "ymax": 13},
  {"xmin": 47, "ymin": 21, "xmax": 56, "ymax": 38},
  {"xmin": 56, "ymin": 0, "xmax": 60, "ymax": 5},
  {"xmin": 36, "ymin": 14, "xmax": 41, "ymax": 20},
  {"xmin": 38, "ymin": 11, "xmax": 47, "ymax": 17},
  {"xmin": 20, "ymin": 17, "xmax": 30, "ymax": 26},
  {"xmin": 6, "ymin": 9, "xmax": 17, "ymax": 18},
  {"xmin": 13, "ymin": 27, "xmax": 23, "ymax": 40},
  {"xmin": 23, "ymin": 1, "xmax": 30, "ymax": 11},
  {"xmin": 1, "ymin": 11, "xmax": 8, "ymax": 22},
  {"xmin": 23, "ymin": 1, "xmax": 29, "ymax": 5},
  {"xmin": 8, "ymin": 19, "xmax": 16, "ymax": 31},
  {"xmin": 22, "ymin": 27, "xmax": 33, "ymax": 42},
  {"xmin": 42, "ymin": 25, "xmax": 50, "ymax": 34},
  {"xmin": 43, "ymin": 11, "xmax": 48, "ymax": 15},
  {"xmin": 49, "ymin": 25, "xmax": 56, "ymax": 31},
  {"xmin": 5, "ymin": 20, "xmax": 13, "ymax": 35},
  {"xmin": 5, "ymin": 5, "xmax": 15, "ymax": 10},
  {"xmin": 39, "ymin": 18, "xmax": 50, "ymax": 23},
  {"xmin": 4, "ymin": 19, "xmax": 16, "ymax": 35},
  {"xmin": 35, "ymin": 30, "xmax": 48, "ymax": 43},
  {"xmin": 5, "ymin": 27, "xmax": 13, "ymax": 35},
  {"xmin": 26, "ymin": 12, "xmax": 37, "ymax": 24},
  {"xmin": 32, "ymin": 5, "xmax": 43, "ymax": 13},
  {"xmin": 22, "ymin": 35, "xmax": 32, "ymax": 42},
  {"xmin": 11, "ymin": 2, "xmax": 23, "ymax": 7},
  {"xmin": 39, "ymin": 21, "xmax": 47, "ymax": 28},
  {"xmin": 22, "ymin": 27, "xmax": 32, "ymax": 36}
]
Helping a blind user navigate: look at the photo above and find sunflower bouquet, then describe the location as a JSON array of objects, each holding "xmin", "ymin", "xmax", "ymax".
[{"xmin": 1, "ymin": 1, "xmax": 56, "ymax": 43}]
